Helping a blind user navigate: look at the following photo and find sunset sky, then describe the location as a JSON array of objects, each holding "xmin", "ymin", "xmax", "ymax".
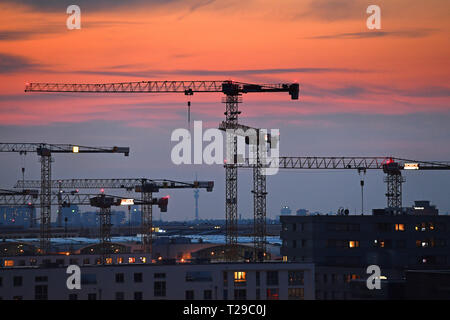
[{"xmin": 1, "ymin": 0, "xmax": 449, "ymax": 220}]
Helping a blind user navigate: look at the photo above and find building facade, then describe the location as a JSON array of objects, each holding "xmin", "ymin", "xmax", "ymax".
[
  {"xmin": 280, "ymin": 209, "xmax": 450, "ymax": 299},
  {"xmin": 0, "ymin": 262, "xmax": 314, "ymax": 300}
]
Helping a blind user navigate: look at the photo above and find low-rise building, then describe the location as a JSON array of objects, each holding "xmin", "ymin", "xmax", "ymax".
[{"xmin": 0, "ymin": 261, "xmax": 314, "ymax": 300}]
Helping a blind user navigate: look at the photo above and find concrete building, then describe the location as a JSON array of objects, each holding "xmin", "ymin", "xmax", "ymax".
[
  {"xmin": 296, "ymin": 209, "xmax": 308, "ymax": 216},
  {"xmin": 280, "ymin": 206, "xmax": 291, "ymax": 216},
  {"xmin": 0, "ymin": 261, "xmax": 314, "ymax": 300},
  {"xmin": 405, "ymin": 270, "xmax": 450, "ymax": 299},
  {"xmin": 280, "ymin": 203, "xmax": 450, "ymax": 299},
  {"xmin": 0, "ymin": 205, "xmax": 35, "ymax": 228}
]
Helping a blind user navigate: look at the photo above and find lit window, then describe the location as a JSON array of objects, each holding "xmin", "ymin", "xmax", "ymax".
[
  {"xmin": 288, "ymin": 288, "xmax": 304, "ymax": 300},
  {"xmin": 128, "ymin": 257, "xmax": 135, "ymax": 263},
  {"xmin": 117, "ymin": 257, "xmax": 123, "ymax": 264},
  {"xmin": 348, "ymin": 241, "xmax": 359, "ymax": 248},
  {"xmin": 105, "ymin": 258, "xmax": 112, "ymax": 264},
  {"xmin": 140, "ymin": 257, "xmax": 147, "ymax": 263},
  {"xmin": 4, "ymin": 260, "xmax": 14, "ymax": 267},
  {"xmin": 234, "ymin": 272, "xmax": 246, "ymax": 283},
  {"xmin": 267, "ymin": 288, "xmax": 279, "ymax": 300},
  {"xmin": 395, "ymin": 224, "xmax": 405, "ymax": 231}
]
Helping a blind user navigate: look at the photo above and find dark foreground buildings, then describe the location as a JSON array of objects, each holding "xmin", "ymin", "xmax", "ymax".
[
  {"xmin": 0, "ymin": 261, "xmax": 314, "ymax": 300},
  {"xmin": 280, "ymin": 201, "xmax": 450, "ymax": 299}
]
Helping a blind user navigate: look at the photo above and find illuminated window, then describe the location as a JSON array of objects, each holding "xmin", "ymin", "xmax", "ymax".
[
  {"xmin": 140, "ymin": 257, "xmax": 147, "ymax": 263},
  {"xmin": 4, "ymin": 260, "xmax": 14, "ymax": 267},
  {"xmin": 348, "ymin": 241, "xmax": 359, "ymax": 248},
  {"xmin": 415, "ymin": 222, "xmax": 434, "ymax": 232},
  {"xmin": 117, "ymin": 257, "xmax": 123, "ymax": 264},
  {"xmin": 234, "ymin": 272, "xmax": 246, "ymax": 283},
  {"xmin": 288, "ymin": 288, "xmax": 304, "ymax": 300},
  {"xmin": 105, "ymin": 258, "xmax": 112, "ymax": 264},
  {"xmin": 416, "ymin": 239, "xmax": 435, "ymax": 248},
  {"xmin": 395, "ymin": 224, "xmax": 405, "ymax": 231},
  {"xmin": 128, "ymin": 257, "xmax": 135, "ymax": 263},
  {"xmin": 282, "ymin": 256, "xmax": 288, "ymax": 262},
  {"xmin": 288, "ymin": 271, "xmax": 304, "ymax": 286},
  {"xmin": 267, "ymin": 288, "xmax": 279, "ymax": 300}
]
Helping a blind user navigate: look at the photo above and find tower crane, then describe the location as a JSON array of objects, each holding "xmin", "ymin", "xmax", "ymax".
[
  {"xmin": 0, "ymin": 143, "xmax": 130, "ymax": 253},
  {"xmin": 15, "ymin": 178, "xmax": 214, "ymax": 255},
  {"xmin": 25, "ymin": 80, "xmax": 299, "ymax": 260},
  {"xmin": 238, "ymin": 156, "xmax": 450, "ymax": 219},
  {"xmin": 218, "ymin": 121, "xmax": 278, "ymax": 262},
  {"xmin": 0, "ymin": 190, "xmax": 167, "ymax": 262}
]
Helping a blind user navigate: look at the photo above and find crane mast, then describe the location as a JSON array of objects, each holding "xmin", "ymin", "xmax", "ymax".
[
  {"xmin": 0, "ymin": 143, "xmax": 129, "ymax": 253},
  {"xmin": 25, "ymin": 80, "xmax": 299, "ymax": 261},
  {"xmin": 15, "ymin": 178, "xmax": 214, "ymax": 256},
  {"xmin": 239, "ymin": 156, "xmax": 450, "ymax": 213},
  {"xmin": 0, "ymin": 191, "xmax": 165, "ymax": 262}
]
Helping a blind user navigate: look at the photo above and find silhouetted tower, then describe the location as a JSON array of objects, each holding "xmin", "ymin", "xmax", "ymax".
[{"xmin": 194, "ymin": 189, "xmax": 199, "ymax": 221}]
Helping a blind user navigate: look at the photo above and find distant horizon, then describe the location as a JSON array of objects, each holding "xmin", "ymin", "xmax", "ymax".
[{"xmin": 1, "ymin": 0, "xmax": 449, "ymax": 219}]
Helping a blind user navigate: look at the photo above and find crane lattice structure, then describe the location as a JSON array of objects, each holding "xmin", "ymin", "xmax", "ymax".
[
  {"xmin": 238, "ymin": 156, "xmax": 450, "ymax": 214},
  {"xmin": 15, "ymin": 178, "xmax": 214, "ymax": 255},
  {"xmin": 0, "ymin": 191, "xmax": 165, "ymax": 262},
  {"xmin": 218, "ymin": 122, "xmax": 277, "ymax": 261},
  {"xmin": 0, "ymin": 143, "xmax": 129, "ymax": 253},
  {"xmin": 25, "ymin": 80, "xmax": 299, "ymax": 260}
]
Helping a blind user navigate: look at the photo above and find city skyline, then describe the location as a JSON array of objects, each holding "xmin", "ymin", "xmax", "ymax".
[{"xmin": 0, "ymin": 0, "xmax": 449, "ymax": 220}]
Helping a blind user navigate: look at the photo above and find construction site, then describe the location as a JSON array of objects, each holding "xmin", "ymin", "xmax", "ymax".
[
  {"xmin": 0, "ymin": 0, "xmax": 449, "ymax": 304},
  {"xmin": 1, "ymin": 79, "xmax": 450, "ymax": 301}
]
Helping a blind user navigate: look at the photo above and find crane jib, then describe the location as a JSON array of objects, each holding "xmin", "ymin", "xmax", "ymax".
[{"xmin": 25, "ymin": 81, "xmax": 300, "ymax": 100}]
